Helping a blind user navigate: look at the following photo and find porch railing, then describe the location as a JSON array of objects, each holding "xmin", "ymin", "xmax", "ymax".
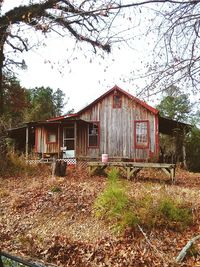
[{"xmin": 26, "ymin": 158, "xmax": 76, "ymax": 165}]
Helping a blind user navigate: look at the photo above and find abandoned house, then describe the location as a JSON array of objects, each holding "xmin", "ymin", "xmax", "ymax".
[{"xmin": 8, "ymin": 85, "xmax": 190, "ymax": 164}]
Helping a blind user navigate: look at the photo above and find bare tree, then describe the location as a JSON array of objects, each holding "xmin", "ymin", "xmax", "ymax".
[
  {"xmin": 0, "ymin": 0, "xmax": 118, "ymax": 114},
  {"xmin": 0, "ymin": 0, "xmax": 200, "ymax": 115},
  {"xmin": 133, "ymin": 0, "xmax": 200, "ymax": 97}
]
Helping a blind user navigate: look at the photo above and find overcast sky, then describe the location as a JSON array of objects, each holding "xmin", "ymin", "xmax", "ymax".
[
  {"xmin": 2, "ymin": 1, "xmax": 163, "ymax": 113},
  {"xmin": 16, "ymin": 37, "xmax": 153, "ymax": 113}
]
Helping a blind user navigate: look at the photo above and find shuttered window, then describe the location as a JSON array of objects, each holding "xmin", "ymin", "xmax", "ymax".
[
  {"xmin": 135, "ymin": 121, "xmax": 149, "ymax": 148},
  {"xmin": 113, "ymin": 94, "xmax": 122, "ymax": 108},
  {"xmin": 88, "ymin": 122, "xmax": 99, "ymax": 147}
]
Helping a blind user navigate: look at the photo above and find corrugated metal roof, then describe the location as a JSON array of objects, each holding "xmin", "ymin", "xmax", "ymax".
[{"xmin": 159, "ymin": 116, "xmax": 191, "ymax": 135}]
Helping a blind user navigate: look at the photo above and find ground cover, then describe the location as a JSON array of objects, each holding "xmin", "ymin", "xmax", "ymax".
[{"xmin": 0, "ymin": 166, "xmax": 200, "ymax": 266}]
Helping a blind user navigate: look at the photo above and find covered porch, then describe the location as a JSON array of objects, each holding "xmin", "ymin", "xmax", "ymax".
[
  {"xmin": 8, "ymin": 118, "xmax": 90, "ymax": 161},
  {"xmin": 158, "ymin": 116, "xmax": 191, "ymax": 166}
]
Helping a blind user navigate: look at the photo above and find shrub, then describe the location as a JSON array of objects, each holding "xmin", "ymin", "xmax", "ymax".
[
  {"xmin": 0, "ymin": 152, "xmax": 46, "ymax": 177},
  {"xmin": 94, "ymin": 171, "xmax": 193, "ymax": 233},
  {"xmin": 94, "ymin": 168, "xmax": 129, "ymax": 219},
  {"xmin": 94, "ymin": 168, "xmax": 136, "ymax": 232},
  {"xmin": 134, "ymin": 194, "xmax": 158, "ymax": 228},
  {"xmin": 157, "ymin": 197, "xmax": 192, "ymax": 229},
  {"xmin": 117, "ymin": 210, "xmax": 139, "ymax": 232}
]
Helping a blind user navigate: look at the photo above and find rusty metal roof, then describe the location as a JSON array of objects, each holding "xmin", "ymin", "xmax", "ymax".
[{"xmin": 159, "ymin": 116, "xmax": 191, "ymax": 135}]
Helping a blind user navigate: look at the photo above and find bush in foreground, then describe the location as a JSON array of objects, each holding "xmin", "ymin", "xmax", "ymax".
[
  {"xmin": 94, "ymin": 168, "xmax": 193, "ymax": 233},
  {"xmin": 0, "ymin": 152, "xmax": 47, "ymax": 177},
  {"xmin": 94, "ymin": 168, "xmax": 138, "ymax": 232}
]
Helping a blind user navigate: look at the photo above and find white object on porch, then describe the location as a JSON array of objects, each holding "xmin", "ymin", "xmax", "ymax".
[{"xmin": 63, "ymin": 150, "xmax": 75, "ymax": 158}]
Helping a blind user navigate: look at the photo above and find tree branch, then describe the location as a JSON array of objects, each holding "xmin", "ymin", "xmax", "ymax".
[{"xmin": 176, "ymin": 235, "xmax": 200, "ymax": 262}]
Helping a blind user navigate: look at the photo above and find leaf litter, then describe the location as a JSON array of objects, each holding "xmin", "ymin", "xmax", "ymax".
[{"xmin": 0, "ymin": 167, "xmax": 200, "ymax": 266}]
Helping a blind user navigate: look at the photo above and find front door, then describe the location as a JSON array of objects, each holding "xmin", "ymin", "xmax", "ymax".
[{"xmin": 63, "ymin": 126, "xmax": 75, "ymax": 158}]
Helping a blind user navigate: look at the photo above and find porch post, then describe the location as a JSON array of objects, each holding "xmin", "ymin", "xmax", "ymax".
[
  {"xmin": 182, "ymin": 127, "xmax": 187, "ymax": 169},
  {"xmin": 58, "ymin": 123, "xmax": 60, "ymax": 158},
  {"xmin": 74, "ymin": 121, "xmax": 77, "ymax": 157},
  {"xmin": 25, "ymin": 126, "xmax": 29, "ymax": 159}
]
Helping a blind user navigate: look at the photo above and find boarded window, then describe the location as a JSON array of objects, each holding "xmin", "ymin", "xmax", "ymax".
[
  {"xmin": 113, "ymin": 94, "xmax": 122, "ymax": 108},
  {"xmin": 88, "ymin": 122, "xmax": 99, "ymax": 147},
  {"xmin": 47, "ymin": 131, "xmax": 57, "ymax": 143},
  {"xmin": 135, "ymin": 121, "xmax": 149, "ymax": 148}
]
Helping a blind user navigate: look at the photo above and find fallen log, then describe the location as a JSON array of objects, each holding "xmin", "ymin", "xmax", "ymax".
[{"xmin": 176, "ymin": 235, "xmax": 200, "ymax": 263}]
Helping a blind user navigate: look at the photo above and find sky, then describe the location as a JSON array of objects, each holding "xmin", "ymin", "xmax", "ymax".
[
  {"xmin": 16, "ymin": 36, "xmax": 152, "ymax": 113},
  {"xmin": 2, "ymin": 0, "xmax": 200, "ymax": 131},
  {"xmin": 1, "ymin": 0, "xmax": 166, "ymax": 113}
]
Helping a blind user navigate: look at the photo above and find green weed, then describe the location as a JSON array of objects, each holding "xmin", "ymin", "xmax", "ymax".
[
  {"xmin": 94, "ymin": 168, "xmax": 129, "ymax": 220},
  {"xmin": 94, "ymin": 169, "xmax": 193, "ymax": 233},
  {"xmin": 50, "ymin": 186, "xmax": 62, "ymax": 193},
  {"xmin": 157, "ymin": 197, "xmax": 192, "ymax": 230}
]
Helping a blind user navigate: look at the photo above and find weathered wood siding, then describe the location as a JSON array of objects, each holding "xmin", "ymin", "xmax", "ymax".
[
  {"xmin": 77, "ymin": 122, "xmax": 87, "ymax": 157},
  {"xmin": 78, "ymin": 92, "xmax": 158, "ymax": 161},
  {"xmin": 34, "ymin": 91, "xmax": 158, "ymax": 161},
  {"xmin": 35, "ymin": 126, "xmax": 58, "ymax": 154},
  {"xmin": 35, "ymin": 127, "xmax": 44, "ymax": 153}
]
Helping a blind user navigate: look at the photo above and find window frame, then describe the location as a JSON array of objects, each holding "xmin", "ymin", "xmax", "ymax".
[
  {"xmin": 46, "ymin": 129, "xmax": 57, "ymax": 144},
  {"xmin": 63, "ymin": 126, "xmax": 75, "ymax": 150},
  {"xmin": 88, "ymin": 121, "xmax": 100, "ymax": 148},
  {"xmin": 134, "ymin": 120, "xmax": 150, "ymax": 149}
]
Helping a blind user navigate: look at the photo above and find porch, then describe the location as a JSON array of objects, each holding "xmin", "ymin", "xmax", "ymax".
[{"xmin": 8, "ymin": 118, "xmax": 90, "ymax": 159}]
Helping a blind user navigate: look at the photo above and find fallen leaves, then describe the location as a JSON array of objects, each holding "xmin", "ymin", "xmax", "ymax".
[{"xmin": 0, "ymin": 167, "xmax": 200, "ymax": 266}]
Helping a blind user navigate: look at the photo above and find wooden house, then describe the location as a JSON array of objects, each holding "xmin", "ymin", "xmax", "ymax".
[{"xmin": 29, "ymin": 85, "xmax": 159, "ymax": 162}]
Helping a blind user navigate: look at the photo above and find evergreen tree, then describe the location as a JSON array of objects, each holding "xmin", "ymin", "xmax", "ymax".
[
  {"xmin": 53, "ymin": 88, "xmax": 66, "ymax": 117},
  {"xmin": 25, "ymin": 86, "xmax": 66, "ymax": 121},
  {"xmin": 2, "ymin": 76, "xmax": 29, "ymax": 127},
  {"xmin": 156, "ymin": 87, "xmax": 191, "ymax": 123},
  {"xmin": 156, "ymin": 86, "xmax": 192, "ymax": 165},
  {"xmin": 1, "ymin": 77, "xmax": 67, "ymax": 124}
]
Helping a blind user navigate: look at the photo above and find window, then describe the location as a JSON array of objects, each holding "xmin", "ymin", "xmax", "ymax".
[
  {"xmin": 47, "ymin": 130, "xmax": 57, "ymax": 143},
  {"xmin": 135, "ymin": 121, "xmax": 149, "ymax": 148},
  {"xmin": 63, "ymin": 126, "xmax": 75, "ymax": 150},
  {"xmin": 88, "ymin": 122, "xmax": 99, "ymax": 147},
  {"xmin": 113, "ymin": 93, "xmax": 122, "ymax": 108}
]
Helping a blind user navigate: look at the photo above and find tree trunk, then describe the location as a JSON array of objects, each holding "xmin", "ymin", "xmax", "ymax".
[
  {"xmin": 182, "ymin": 128, "xmax": 187, "ymax": 169},
  {"xmin": 52, "ymin": 159, "xmax": 67, "ymax": 177},
  {"xmin": 0, "ymin": 47, "xmax": 4, "ymax": 115},
  {"xmin": 0, "ymin": 28, "xmax": 7, "ymax": 116}
]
